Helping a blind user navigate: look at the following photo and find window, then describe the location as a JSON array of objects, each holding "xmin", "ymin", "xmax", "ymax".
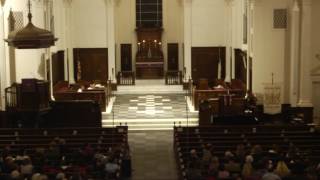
[
  {"xmin": 136, "ymin": 0, "xmax": 162, "ymax": 28},
  {"xmin": 273, "ymin": 9, "xmax": 287, "ymax": 29}
]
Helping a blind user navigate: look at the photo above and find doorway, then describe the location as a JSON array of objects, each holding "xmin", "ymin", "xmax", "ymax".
[{"xmin": 121, "ymin": 44, "xmax": 132, "ymax": 71}]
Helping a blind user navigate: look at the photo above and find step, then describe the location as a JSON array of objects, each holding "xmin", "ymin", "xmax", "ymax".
[
  {"xmin": 116, "ymin": 79, "xmax": 185, "ymax": 94},
  {"xmin": 102, "ymin": 123, "xmax": 198, "ymax": 131},
  {"xmin": 116, "ymin": 85, "xmax": 185, "ymax": 94},
  {"xmin": 102, "ymin": 118, "xmax": 198, "ymax": 131}
]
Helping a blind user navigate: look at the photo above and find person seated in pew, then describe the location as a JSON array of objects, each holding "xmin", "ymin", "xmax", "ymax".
[
  {"xmin": 261, "ymin": 160, "xmax": 282, "ymax": 180},
  {"xmin": 207, "ymin": 156, "xmax": 220, "ymax": 177},
  {"xmin": 104, "ymin": 156, "xmax": 119, "ymax": 179},
  {"xmin": 224, "ymin": 157, "xmax": 241, "ymax": 177},
  {"xmin": 242, "ymin": 155, "xmax": 254, "ymax": 179},
  {"xmin": 202, "ymin": 144, "xmax": 213, "ymax": 168},
  {"xmin": 274, "ymin": 159, "xmax": 291, "ymax": 178},
  {"xmin": 250, "ymin": 145, "xmax": 264, "ymax": 167},
  {"xmin": 187, "ymin": 149, "xmax": 203, "ymax": 180},
  {"xmin": 217, "ymin": 164, "xmax": 230, "ymax": 179},
  {"xmin": 10, "ymin": 169, "xmax": 21, "ymax": 180},
  {"xmin": 20, "ymin": 157, "xmax": 34, "ymax": 178},
  {"xmin": 235, "ymin": 144, "xmax": 247, "ymax": 163}
]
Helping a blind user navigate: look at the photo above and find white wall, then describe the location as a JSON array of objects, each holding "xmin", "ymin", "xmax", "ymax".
[
  {"xmin": 52, "ymin": 0, "xmax": 67, "ymax": 52},
  {"xmin": 114, "ymin": 0, "xmax": 136, "ymax": 72},
  {"xmin": 71, "ymin": 0, "xmax": 107, "ymax": 48},
  {"xmin": 163, "ymin": 0, "xmax": 184, "ymax": 71},
  {"xmin": 191, "ymin": 0, "xmax": 228, "ymax": 47},
  {"xmin": 252, "ymin": 0, "xmax": 290, "ymax": 104},
  {"xmin": 232, "ymin": 0, "xmax": 244, "ymax": 49}
]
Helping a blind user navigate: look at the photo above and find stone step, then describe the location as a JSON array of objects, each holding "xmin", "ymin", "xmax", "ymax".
[
  {"xmin": 116, "ymin": 79, "xmax": 185, "ymax": 94},
  {"xmin": 102, "ymin": 118, "xmax": 198, "ymax": 130}
]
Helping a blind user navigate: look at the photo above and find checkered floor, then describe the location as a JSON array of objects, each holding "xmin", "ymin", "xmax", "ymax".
[{"xmin": 104, "ymin": 94, "xmax": 198, "ymax": 120}]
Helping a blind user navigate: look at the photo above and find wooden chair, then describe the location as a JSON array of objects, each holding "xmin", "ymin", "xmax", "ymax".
[{"xmin": 198, "ymin": 78, "xmax": 209, "ymax": 90}]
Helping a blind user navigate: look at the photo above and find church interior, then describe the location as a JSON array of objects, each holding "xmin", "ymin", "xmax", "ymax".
[{"xmin": 0, "ymin": 0, "xmax": 319, "ymax": 179}]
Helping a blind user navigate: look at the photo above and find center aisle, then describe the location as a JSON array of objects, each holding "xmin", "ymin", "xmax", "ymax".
[{"xmin": 128, "ymin": 130, "xmax": 178, "ymax": 180}]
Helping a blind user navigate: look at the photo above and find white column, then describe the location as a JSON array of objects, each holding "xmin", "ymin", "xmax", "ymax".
[
  {"xmin": 225, "ymin": 0, "xmax": 234, "ymax": 82},
  {"xmin": 247, "ymin": 0, "xmax": 255, "ymax": 91},
  {"xmin": 63, "ymin": 0, "xmax": 74, "ymax": 83},
  {"xmin": 289, "ymin": 0, "xmax": 300, "ymax": 107},
  {"xmin": 0, "ymin": 6, "xmax": 7, "ymax": 110},
  {"xmin": 298, "ymin": 0, "xmax": 312, "ymax": 107},
  {"xmin": 183, "ymin": 0, "xmax": 192, "ymax": 81},
  {"xmin": 107, "ymin": 0, "xmax": 116, "ymax": 82}
]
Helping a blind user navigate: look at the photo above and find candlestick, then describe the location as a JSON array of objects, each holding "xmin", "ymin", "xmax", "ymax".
[
  {"xmin": 154, "ymin": 40, "xmax": 157, "ymax": 48},
  {"xmin": 137, "ymin": 42, "xmax": 141, "ymax": 52},
  {"xmin": 141, "ymin": 40, "xmax": 146, "ymax": 52}
]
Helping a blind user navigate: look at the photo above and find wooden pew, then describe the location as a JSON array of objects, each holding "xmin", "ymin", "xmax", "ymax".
[
  {"xmin": 0, "ymin": 126, "xmax": 129, "ymax": 179},
  {"xmin": 44, "ymin": 100, "xmax": 102, "ymax": 128},
  {"xmin": 53, "ymin": 81, "xmax": 112, "ymax": 112},
  {"xmin": 174, "ymin": 125, "xmax": 320, "ymax": 180}
]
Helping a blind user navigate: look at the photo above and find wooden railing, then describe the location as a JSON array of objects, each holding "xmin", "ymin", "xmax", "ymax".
[
  {"xmin": 5, "ymin": 83, "xmax": 18, "ymax": 111},
  {"xmin": 5, "ymin": 80, "xmax": 50, "ymax": 112},
  {"xmin": 106, "ymin": 79, "xmax": 113, "ymax": 103},
  {"xmin": 165, "ymin": 71, "xmax": 182, "ymax": 85},
  {"xmin": 117, "ymin": 71, "xmax": 135, "ymax": 85},
  {"xmin": 188, "ymin": 78, "xmax": 193, "ymax": 99}
]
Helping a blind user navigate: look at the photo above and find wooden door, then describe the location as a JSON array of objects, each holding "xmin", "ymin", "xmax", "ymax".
[
  {"xmin": 191, "ymin": 47, "xmax": 225, "ymax": 85},
  {"xmin": 167, "ymin": 43, "xmax": 179, "ymax": 71},
  {"xmin": 73, "ymin": 48, "xmax": 108, "ymax": 82},
  {"xmin": 121, "ymin": 44, "xmax": 132, "ymax": 71},
  {"xmin": 52, "ymin": 50, "xmax": 65, "ymax": 86},
  {"xmin": 234, "ymin": 49, "xmax": 247, "ymax": 84}
]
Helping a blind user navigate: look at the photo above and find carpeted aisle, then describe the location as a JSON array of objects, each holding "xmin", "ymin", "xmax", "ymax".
[{"xmin": 128, "ymin": 131, "xmax": 178, "ymax": 180}]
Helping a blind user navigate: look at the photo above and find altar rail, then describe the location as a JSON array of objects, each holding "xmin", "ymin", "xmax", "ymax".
[
  {"xmin": 165, "ymin": 71, "xmax": 182, "ymax": 85},
  {"xmin": 117, "ymin": 71, "xmax": 135, "ymax": 85}
]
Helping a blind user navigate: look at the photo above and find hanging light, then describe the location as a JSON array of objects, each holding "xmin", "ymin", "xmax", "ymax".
[{"xmin": 4, "ymin": 0, "xmax": 58, "ymax": 49}]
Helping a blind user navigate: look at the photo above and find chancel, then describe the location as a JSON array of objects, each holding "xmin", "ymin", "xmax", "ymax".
[{"xmin": 0, "ymin": 0, "xmax": 319, "ymax": 179}]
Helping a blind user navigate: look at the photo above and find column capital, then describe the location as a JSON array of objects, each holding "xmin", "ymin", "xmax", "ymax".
[
  {"xmin": 1, "ymin": 0, "xmax": 6, "ymax": 7},
  {"xmin": 225, "ymin": 0, "xmax": 235, "ymax": 6},
  {"xmin": 63, "ymin": 0, "xmax": 72, "ymax": 7},
  {"xmin": 301, "ymin": 0, "xmax": 312, "ymax": 6},
  {"xmin": 183, "ymin": 0, "xmax": 193, "ymax": 6},
  {"xmin": 292, "ymin": 0, "xmax": 300, "ymax": 12},
  {"xmin": 105, "ymin": 0, "xmax": 116, "ymax": 6}
]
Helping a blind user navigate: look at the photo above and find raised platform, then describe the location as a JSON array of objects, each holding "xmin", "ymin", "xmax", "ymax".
[{"xmin": 103, "ymin": 93, "xmax": 198, "ymax": 130}]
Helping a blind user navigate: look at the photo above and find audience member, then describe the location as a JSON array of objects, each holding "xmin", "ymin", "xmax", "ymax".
[
  {"xmin": 217, "ymin": 164, "xmax": 230, "ymax": 179},
  {"xmin": 274, "ymin": 159, "xmax": 290, "ymax": 178},
  {"xmin": 242, "ymin": 155, "xmax": 254, "ymax": 179}
]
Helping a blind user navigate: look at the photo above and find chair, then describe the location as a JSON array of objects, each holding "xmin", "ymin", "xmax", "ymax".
[{"xmin": 198, "ymin": 78, "xmax": 209, "ymax": 90}]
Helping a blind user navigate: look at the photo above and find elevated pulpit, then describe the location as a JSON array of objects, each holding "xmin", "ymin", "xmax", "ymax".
[
  {"xmin": 5, "ymin": 79, "xmax": 50, "ymax": 127},
  {"xmin": 136, "ymin": 28, "xmax": 164, "ymax": 79}
]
